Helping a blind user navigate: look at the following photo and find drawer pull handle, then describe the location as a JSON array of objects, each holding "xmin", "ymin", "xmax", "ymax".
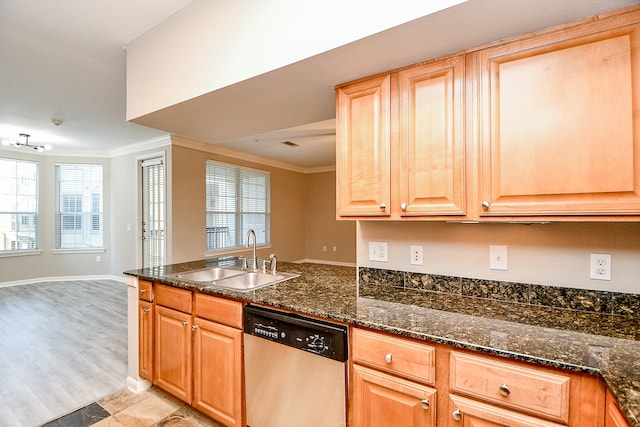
[
  {"xmin": 182, "ymin": 321, "xmax": 189, "ymax": 326},
  {"xmin": 143, "ymin": 308, "xmax": 150, "ymax": 313},
  {"xmin": 499, "ymin": 383, "xmax": 511, "ymax": 396},
  {"xmin": 139, "ymin": 289, "xmax": 146, "ymax": 294},
  {"xmin": 400, "ymin": 203, "xmax": 407, "ymax": 210},
  {"xmin": 384, "ymin": 353, "xmax": 393, "ymax": 363},
  {"xmin": 452, "ymin": 409, "xmax": 462, "ymax": 421},
  {"xmin": 421, "ymin": 398, "xmax": 430, "ymax": 410},
  {"xmin": 481, "ymin": 201, "xmax": 490, "ymax": 209},
  {"xmin": 191, "ymin": 325, "xmax": 198, "ymax": 331},
  {"xmin": 379, "ymin": 203, "xmax": 386, "ymax": 210}
]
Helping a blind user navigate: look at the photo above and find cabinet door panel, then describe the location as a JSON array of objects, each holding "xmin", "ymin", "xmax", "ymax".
[
  {"xmin": 399, "ymin": 56, "xmax": 465, "ymax": 216},
  {"xmin": 448, "ymin": 394, "xmax": 564, "ymax": 427},
  {"xmin": 337, "ymin": 75, "xmax": 391, "ymax": 216},
  {"xmin": 352, "ymin": 364, "xmax": 436, "ymax": 427},
  {"xmin": 192, "ymin": 318, "xmax": 243, "ymax": 427},
  {"xmin": 138, "ymin": 301, "xmax": 154, "ymax": 380},
  {"xmin": 154, "ymin": 305, "xmax": 192, "ymax": 403},
  {"xmin": 477, "ymin": 23, "xmax": 640, "ymax": 216}
]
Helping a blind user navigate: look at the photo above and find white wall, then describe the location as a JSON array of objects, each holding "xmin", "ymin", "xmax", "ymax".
[
  {"xmin": 357, "ymin": 221, "xmax": 640, "ymax": 294},
  {"xmin": 125, "ymin": 0, "xmax": 465, "ymax": 119}
]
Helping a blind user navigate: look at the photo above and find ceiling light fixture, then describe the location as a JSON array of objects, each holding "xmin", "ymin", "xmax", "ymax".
[{"xmin": 1, "ymin": 133, "xmax": 52, "ymax": 152}]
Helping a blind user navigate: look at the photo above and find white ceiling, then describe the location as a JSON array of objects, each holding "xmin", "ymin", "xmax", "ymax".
[{"xmin": 1, "ymin": 0, "xmax": 638, "ymax": 169}]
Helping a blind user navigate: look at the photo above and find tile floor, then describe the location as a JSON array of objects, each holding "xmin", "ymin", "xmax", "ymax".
[{"xmin": 43, "ymin": 386, "xmax": 224, "ymax": 427}]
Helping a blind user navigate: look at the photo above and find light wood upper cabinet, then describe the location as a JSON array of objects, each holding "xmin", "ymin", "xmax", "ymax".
[
  {"xmin": 473, "ymin": 15, "xmax": 640, "ymax": 217},
  {"xmin": 336, "ymin": 55, "xmax": 466, "ymax": 219},
  {"xmin": 398, "ymin": 55, "xmax": 465, "ymax": 216},
  {"xmin": 336, "ymin": 74, "xmax": 391, "ymax": 217}
]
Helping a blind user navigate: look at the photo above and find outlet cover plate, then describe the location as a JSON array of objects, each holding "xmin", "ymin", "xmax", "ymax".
[
  {"xmin": 369, "ymin": 242, "xmax": 388, "ymax": 262},
  {"xmin": 590, "ymin": 253, "xmax": 611, "ymax": 281},
  {"xmin": 489, "ymin": 245, "xmax": 508, "ymax": 270}
]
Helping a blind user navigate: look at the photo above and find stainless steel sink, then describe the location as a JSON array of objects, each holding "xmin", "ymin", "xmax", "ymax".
[
  {"xmin": 166, "ymin": 266, "xmax": 298, "ymax": 292},
  {"xmin": 168, "ymin": 267, "xmax": 245, "ymax": 282}
]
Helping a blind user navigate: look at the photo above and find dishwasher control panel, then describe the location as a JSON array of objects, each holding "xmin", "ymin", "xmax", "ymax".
[{"xmin": 243, "ymin": 305, "xmax": 348, "ymax": 362}]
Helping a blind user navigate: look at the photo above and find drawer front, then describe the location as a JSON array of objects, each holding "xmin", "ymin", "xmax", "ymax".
[
  {"xmin": 450, "ymin": 351, "xmax": 570, "ymax": 423},
  {"xmin": 194, "ymin": 292, "xmax": 242, "ymax": 329},
  {"xmin": 155, "ymin": 284, "xmax": 192, "ymax": 314},
  {"xmin": 352, "ymin": 328, "xmax": 435, "ymax": 385},
  {"xmin": 138, "ymin": 280, "xmax": 154, "ymax": 302}
]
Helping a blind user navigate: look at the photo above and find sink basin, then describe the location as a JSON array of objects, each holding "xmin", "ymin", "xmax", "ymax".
[
  {"xmin": 209, "ymin": 271, "xmax": 299, "ymax": 292},
  {"xmin": 168, "ymin": 267, "xmax": 244, "ymax": 282},
  {"xmin": 167, "ymin": 266, "xmax": 299, "ymax": 292}
]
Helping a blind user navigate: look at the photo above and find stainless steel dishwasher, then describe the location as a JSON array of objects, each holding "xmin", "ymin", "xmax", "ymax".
[{"xmin": 243, "ymin": 305, "xmax": 348, "ymax": 427}]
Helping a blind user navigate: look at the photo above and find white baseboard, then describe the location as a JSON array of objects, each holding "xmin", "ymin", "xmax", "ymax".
[
  {"xmin": 0, "ymin": 274, "xmax": 125, "ymax": 288},
  {"xmin": 292, "ymin": 259, "xmax": 356, "ymax": 267},
  {"xmin": 126, "ymin": 376, "xmax": 152, "ymax": 393}
]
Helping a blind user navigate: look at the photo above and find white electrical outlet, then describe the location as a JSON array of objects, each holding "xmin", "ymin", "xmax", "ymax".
[
  {"xmin": 368, "ymin": 242, "xmax": 388, "ymax": 262},
  {"xmin": 590, "ymin": 253, "xmax": 611, "ymax": 281},
  {"xmin": 410, "ymin": 245, "xmax": 423, "ymax": 265},
  {"xmin": 489, "ymin": 245, "xmax": 508, "ymax": 270}
]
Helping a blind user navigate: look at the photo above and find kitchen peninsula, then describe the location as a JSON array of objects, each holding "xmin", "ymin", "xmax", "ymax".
[{"xmin": 125, "ymin": 258, "xmax": 639, "ymax": 427}]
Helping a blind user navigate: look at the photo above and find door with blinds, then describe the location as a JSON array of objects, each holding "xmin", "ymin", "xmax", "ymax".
[{"xmin": 141, "ymin": 157, "xmax": 165, "ymax": 268}]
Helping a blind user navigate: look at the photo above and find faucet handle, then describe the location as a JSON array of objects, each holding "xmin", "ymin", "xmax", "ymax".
[{"xmin": 269, "ymin": 253, "xmax": 277, "ymax": 275}]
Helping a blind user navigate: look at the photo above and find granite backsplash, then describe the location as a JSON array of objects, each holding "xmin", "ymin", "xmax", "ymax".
[{"xmin": 358, "ymin": 267, "xmax": 640, "ymax": 318}]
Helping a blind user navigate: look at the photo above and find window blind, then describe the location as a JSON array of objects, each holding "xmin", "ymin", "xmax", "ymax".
[
  {"xmin": 142, "ymin": 158, "xmax": 165, "ymax": 268},
  {"xmin": 0, "ymin": 158, "xmax": 38, "ymax": 252},
  {"xmin": 205, "ymin": 161, "xmax": 270, "ymax": 251},
  {"xmin": 55, "ymin": 163, "xmax": 103, "ymax": 249}
]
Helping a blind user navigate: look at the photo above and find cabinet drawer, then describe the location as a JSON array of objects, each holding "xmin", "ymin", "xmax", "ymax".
[
  {"xmin": 194, "ymin": 293, "xmax": 242, "ymax": 329},
  {"xmin": 352, "ymin": 328, "xmax": 435, "ymax": 385},
  {"xmin": 155, "ymin": 284, "xmax": 192, "ymax": 314},
  {"xmin": 138, "ymin": 280, "xmax": 153, "ymax": 302},
  {"xmin": 450, "ymin": 351, "xmax": 570, "ymax": 423}
]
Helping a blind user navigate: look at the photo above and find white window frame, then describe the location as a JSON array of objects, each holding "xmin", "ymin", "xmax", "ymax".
[
  {"xmin": 0, "ymin": 158, "xmax": 39, "ymax": 256},
  {"xmin": 54, "ymin": 163, "xmax": 104, "ymax": 251},
  {"xmin": 205, "ymin": 160, "xmax": 270, "ymax": 254}
]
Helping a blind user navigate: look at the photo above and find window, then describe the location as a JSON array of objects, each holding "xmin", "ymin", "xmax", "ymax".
[
  {"xmin": 0, "ymin": 158, "xmax": 38, "ymax": 253},
  {"xmin": 205, "ymin": 161, "xmax": 270, "ymax": 251},
  {"xmin": 55, "ymin": 164, "xmax": 103, "ymax": 249}
]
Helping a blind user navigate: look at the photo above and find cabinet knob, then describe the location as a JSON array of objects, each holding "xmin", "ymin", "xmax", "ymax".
[
  {"xmin": 499, "ymin": 383, "xmax": 511, "ymax": 396},
  {"xmin": 481, "ymin": 201, "xmax": 491, "ymax": 209},
  {"xmin": 400, "ymin": 203, "xmax": 407, "ymax": 210},
  {"xmin": 182, "ymin": 321, "xmax": 189, "ymax": 326},
  {"xmin": 143, "ymin": 308, "xmax": 150, "ymax": 313},
  {"xmin": 139, "ymin": 289, "xmax": 146, "ymax": 294},
  {"xmin": 452, "ymin": 409, "xmax": 462, "ymax": 421},
  {"xmin": 384, "ymin": 353, "xmax": 392, "ymax": 363},
  {"xmin": 379, "ymin": 203, "xmax": 386, "ymax": 210},
  {"xmin": 421, "ymin": 399, "xmax": 430, "ymax": 410},
  {"xmin": 191, "ymin": 325, "xmax": 198, "ymax": 331}
]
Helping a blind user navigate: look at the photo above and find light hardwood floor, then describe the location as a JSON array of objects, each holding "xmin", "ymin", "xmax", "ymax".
[{"xmin": 0, "ymin": 279, "xmax": 127, "ymax": 427}]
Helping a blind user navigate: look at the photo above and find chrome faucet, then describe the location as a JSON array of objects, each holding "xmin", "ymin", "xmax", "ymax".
[{"xmin": 245, "ymin": 228, "xmax": 258, "ymax": 270}]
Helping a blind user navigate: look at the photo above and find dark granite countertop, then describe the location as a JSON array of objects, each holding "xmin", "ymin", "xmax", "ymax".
[{"xmin": 125, "ymin": 258, "xmax": 640, "ymax": 426}]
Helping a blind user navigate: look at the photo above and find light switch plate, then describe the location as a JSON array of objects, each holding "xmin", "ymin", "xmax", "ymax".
[{"xmin": 489, "ymin": 245, "xmax": 508, "ymax": 270}]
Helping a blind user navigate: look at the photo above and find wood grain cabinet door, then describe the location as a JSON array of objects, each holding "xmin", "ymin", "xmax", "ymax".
[
  {"xmin": 474, "ymin": 19, "xmax": 640, "ymax": 217},
  {"xmin": 352, "ymin": 364, "xmax": 436, "ymax": 427},
  {"xmin": 138, "ymin": 300, "xmax": 154, "ymax": 381},
  {"xmin": 192, "ymin": 317, "xmax": 243, "ymax": 427},
  {"xmin": 398, "ymin": 56, "xmax": 466, "ymax": 216},
  {"xmin": 336, "ymin": 74, "xmax": 391, "ymax": 217},
  {"xmin": 154, "ymin": 305, "xmax": 192, "ymax": 403}
]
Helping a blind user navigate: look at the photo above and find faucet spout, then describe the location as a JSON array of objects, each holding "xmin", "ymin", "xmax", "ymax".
[{"xmin": 245, "ymin": 229, "xmax": 258, "ymax": 270}]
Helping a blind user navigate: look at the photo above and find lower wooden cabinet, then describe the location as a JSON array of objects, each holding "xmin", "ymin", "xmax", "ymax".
[
  {"xmin": 138, "ymin": 300, "xmax": 154, "ymax": 380},
  {"xmin": 192, "ymin": 317, "xmax": 243, "ymax": 427},
  {"xmin": 154, "ymin": 304, "xmax": 193, "ymax": 403},
  {"xmin": 448, "ymin": 394, "xmax": 565, "ymax": 427},
  {"xmin": 352, "ymin": 364, "xmax": 436, "ymax": 427},
  {"xmin": 145, "ymin": 284, "xmax": 245, "ymax": 427}
]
